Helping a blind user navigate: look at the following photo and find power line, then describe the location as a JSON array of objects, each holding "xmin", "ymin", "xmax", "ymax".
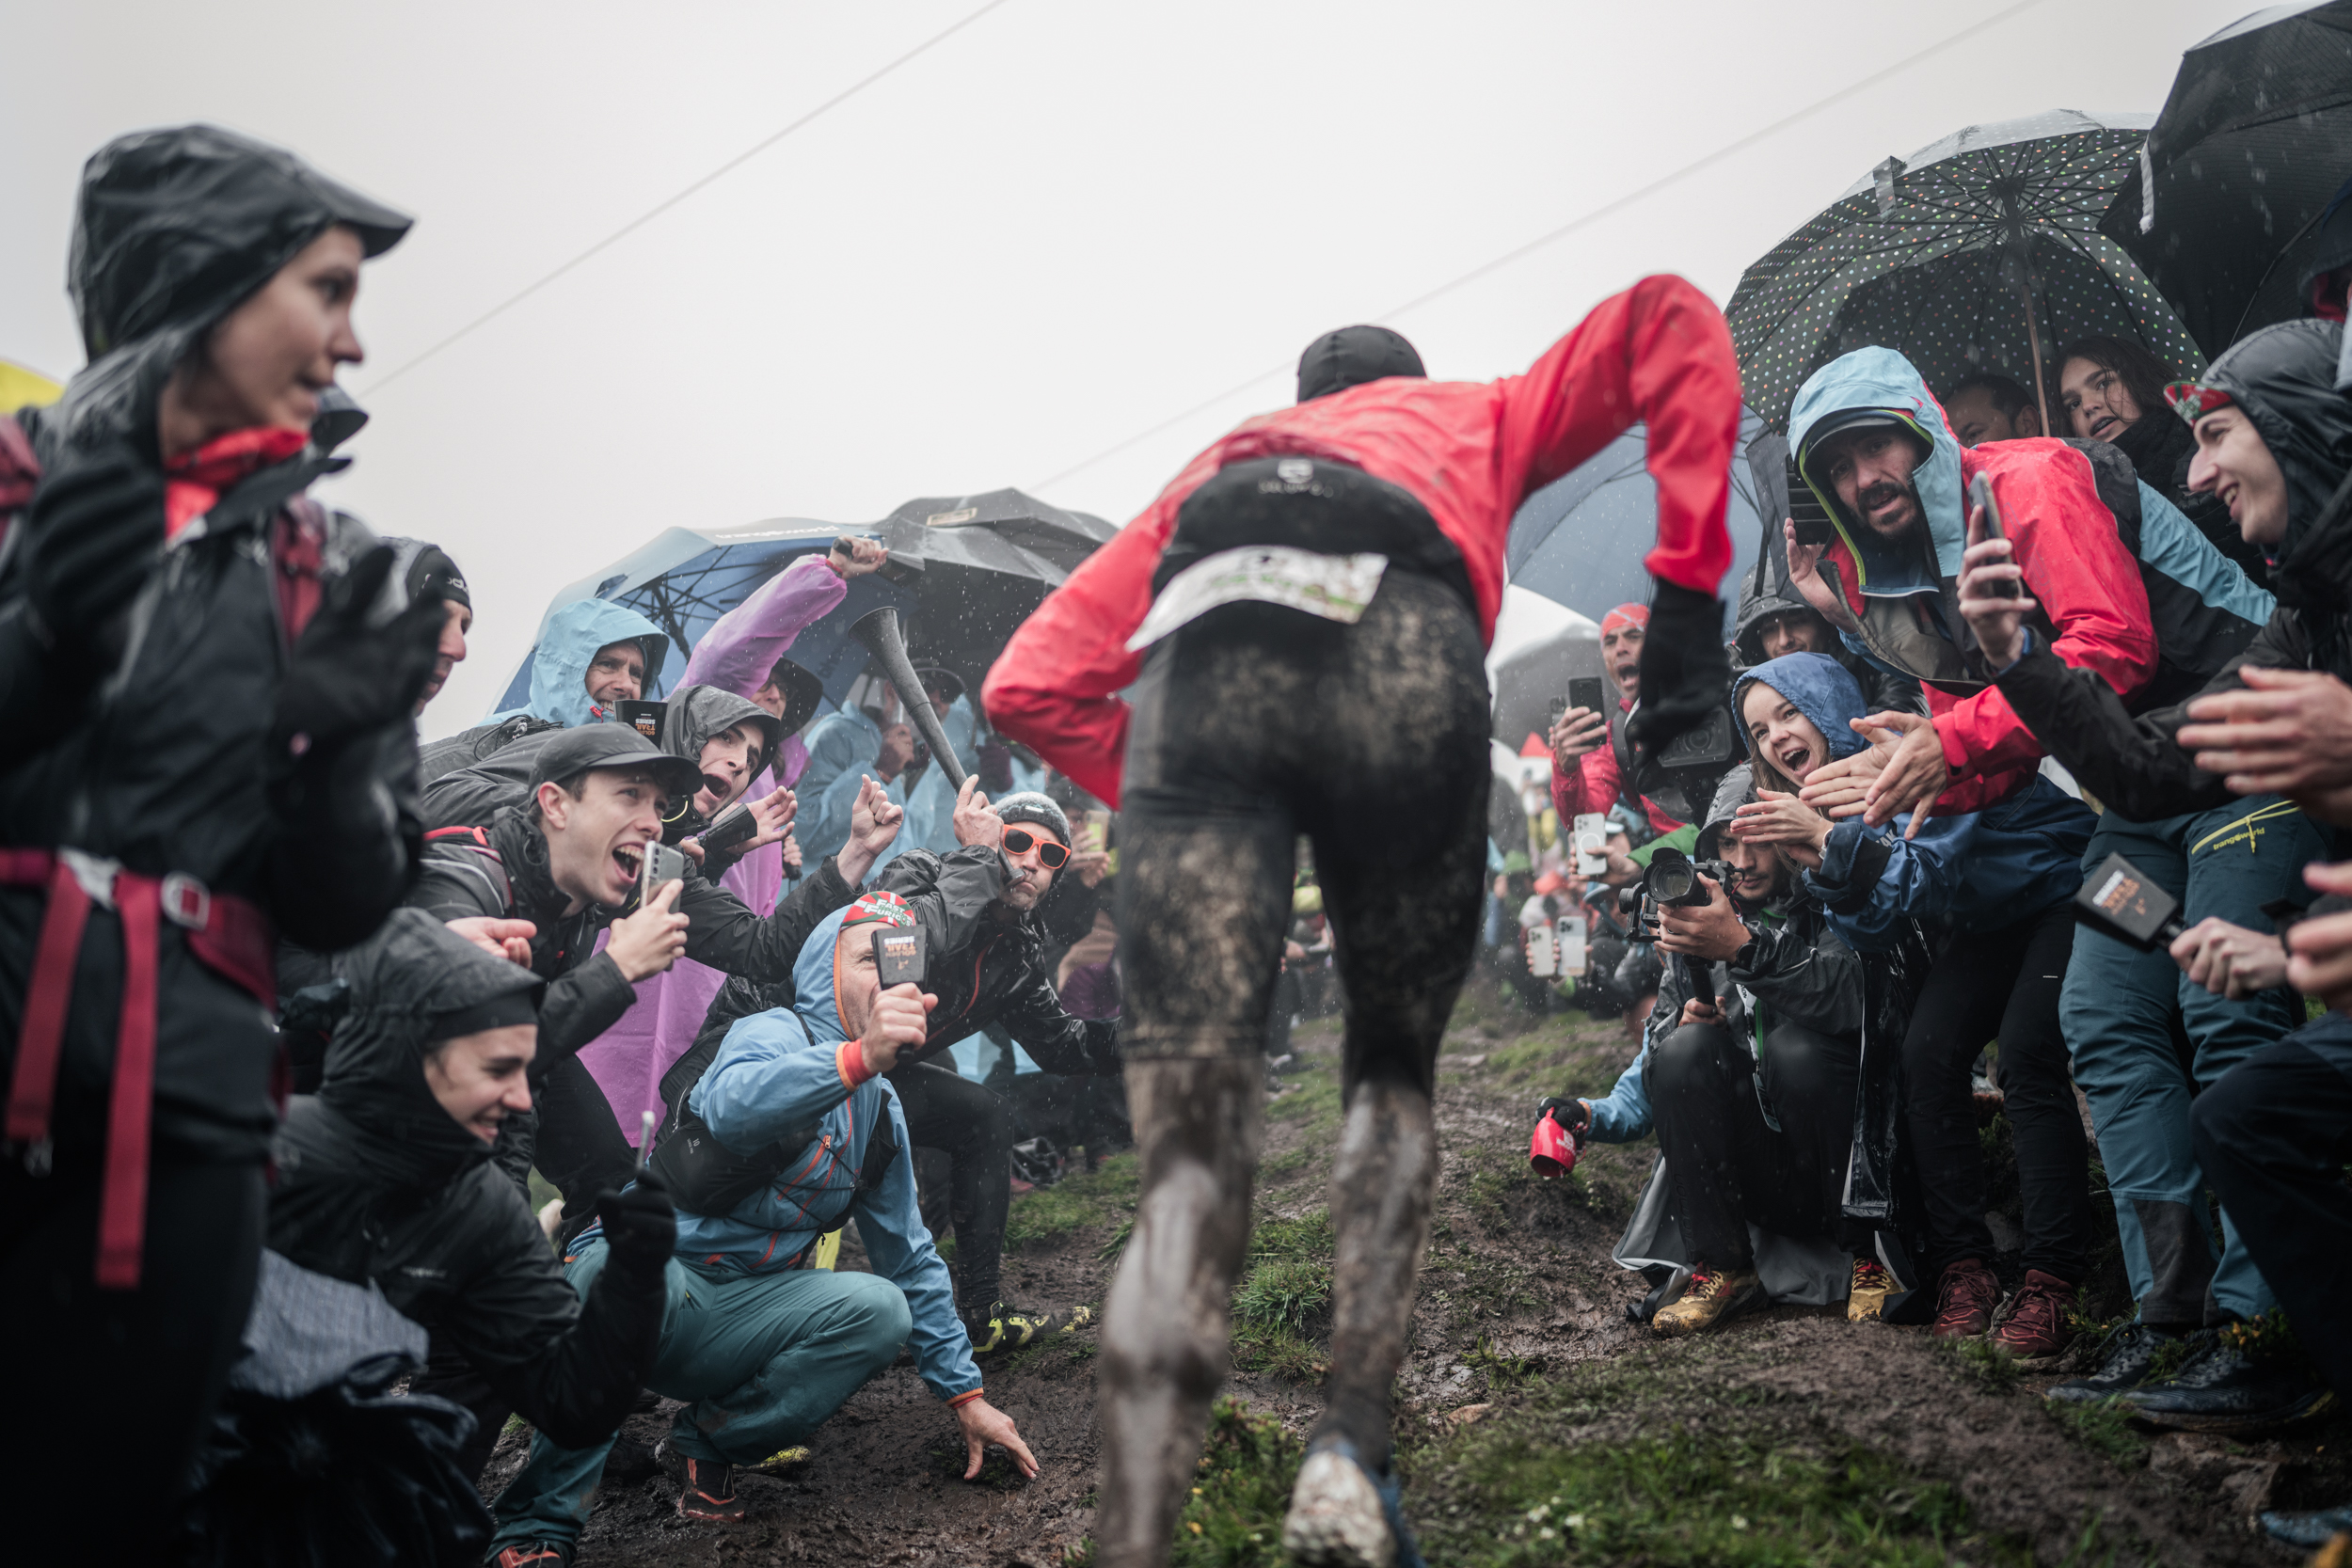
[
  {"xmin": 1028, "ymin": 0, "xmax": 2055, "ymax": 495},
  {"xmin": 359, "ymin": 0, "xmax": 1017, "ymax": 395}
]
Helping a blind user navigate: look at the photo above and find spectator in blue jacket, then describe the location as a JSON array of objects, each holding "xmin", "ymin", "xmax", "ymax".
[
  {"xmin": 484, "ymin": 892, "xmax": 1036, "ymax": 1567},
  {"xmin": 1729, "ymin": 654, "xmax": 2096, "ymax": 1358}
]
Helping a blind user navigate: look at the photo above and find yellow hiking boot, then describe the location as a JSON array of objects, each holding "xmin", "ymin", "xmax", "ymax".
[
  {"xmin": 1651, "ymin": 1268, "xmax": 1763, "ymax": 1338},
  {"xmin": 1848, "ymin": 1257, "xmax": 1894, "ymax": 1323}
]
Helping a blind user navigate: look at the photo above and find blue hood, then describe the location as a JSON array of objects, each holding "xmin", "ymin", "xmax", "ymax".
[
  {"xmin": 1787, "ymin": 347, "xmax": 1966, "ymax": 594},
  {"xmin": 491, "ymin": 598, "xmax": 669, "ymax": 728},
  {"xmin": 1734, "ymin": 652, "xmax": 1870, "ymax": 764},
  {"xmin": 793, "ymin": 905, "xmax": 856, "ymax": 1047}
]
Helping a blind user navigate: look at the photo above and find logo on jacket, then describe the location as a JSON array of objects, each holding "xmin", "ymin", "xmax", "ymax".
[{"xmin": 1277, "ymin": 458, "xmax": 1314, "ymax": 486}]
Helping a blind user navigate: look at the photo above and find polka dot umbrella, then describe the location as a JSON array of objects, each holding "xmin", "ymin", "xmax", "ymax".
[{"xmin": 1727, "ymin": 109, "xmax": 2205, "ymax": 434}]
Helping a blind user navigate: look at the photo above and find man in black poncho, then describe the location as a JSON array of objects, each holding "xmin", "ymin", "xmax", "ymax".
[{"xmin": 269, "ymin": 911, "xmax": 675, "ymax": 1488}]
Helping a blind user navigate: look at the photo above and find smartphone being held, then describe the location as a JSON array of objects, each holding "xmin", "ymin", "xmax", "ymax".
[
  {"xmin": 641, "ymin": 842, "xmax": 687, "ymax": 910},
  {"xmin": 1967, "ymin": 471, "xmax": 2014, "ymax": 601},
  {"xmin": 1567, "ymin": 676, "xmax": 1606, "ymax": 721}
]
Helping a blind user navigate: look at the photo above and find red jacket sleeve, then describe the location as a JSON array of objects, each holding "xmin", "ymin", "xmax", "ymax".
[
  {"xmin": 983, "ymin": 457, "xmax": 1216, "ymax": 808},
  {"xmin": 1932, "ymin": 446, "xmax": 2158, "ymax": 784},
  {"xmin": 1549, "ymin": 748, "xmax": 1617, "ymax": 823},
  {"xmin": 1492, "ymin": 274, "xmax": 1743, "ymax": 595}
]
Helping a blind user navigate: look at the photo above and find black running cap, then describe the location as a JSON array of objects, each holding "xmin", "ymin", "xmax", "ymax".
[
  {"xmin": 527, "ymin": 724, "xmax": 705, "ymax": 802},
  {"xmin": 1296, "ymin": 325, "xmax": 1425, "ymax": 404}
]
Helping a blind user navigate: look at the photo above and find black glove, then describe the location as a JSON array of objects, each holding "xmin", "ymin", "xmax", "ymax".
[
  {"xmin": 1623, "ymin": 578, "xmax": 1732, "ymax": 761},
  {"xmin": 596, "ymin": 1165, "xmax": 676, "ymax": 1277},
  {"xmin": 20, "ymin": 436, "xmax": 165, "ymax": 654},
  {"xmin": 269, "ymin": 544, "xmax": 444, "ymax": 766},
  {"xmin": 1535, "ymin": 1096, "xmax": 1589, "ymax": 1136}
]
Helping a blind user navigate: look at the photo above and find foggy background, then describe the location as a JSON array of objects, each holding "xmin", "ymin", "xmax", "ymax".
[{"xmin": 0, "ymin": 0, "xmax": 2257, "ymax": 735}]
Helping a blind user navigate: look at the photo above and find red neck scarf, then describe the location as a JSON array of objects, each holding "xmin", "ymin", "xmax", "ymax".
[{"xmin": 162, "ymin": 426, "xmax": 309, "ymax": 538}]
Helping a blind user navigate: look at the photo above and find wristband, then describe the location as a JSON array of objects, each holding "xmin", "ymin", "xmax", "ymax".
[
  {"xmin": 946, "ymin": 1387, "xmax": 986, "ymax": 1410},
  {"xmin": 837, "ymin": 1038, "xmax": 877, "ymax": 1090}
]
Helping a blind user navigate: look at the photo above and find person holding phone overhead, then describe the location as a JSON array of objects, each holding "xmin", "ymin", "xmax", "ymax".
[{"xmin": 1549, "ymin": 605, "xmax": 1686, "ymax": 853}]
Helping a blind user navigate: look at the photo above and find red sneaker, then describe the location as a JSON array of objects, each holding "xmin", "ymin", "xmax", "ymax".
[
  {"xmin": 1932, "ymin": 1257, "xmax": 1999, "ymax": 1338},
  {"xmin": 1994, "ymin": 1270, "xmax": 2077, "ymax": 1359},
  {"xmin": 657, "ymin": 1437, "xmax": 748, "ymax": 1524},
  {"xmin": 493, "ymin": 1544, "xmax": 572, "ymax": 1567}
]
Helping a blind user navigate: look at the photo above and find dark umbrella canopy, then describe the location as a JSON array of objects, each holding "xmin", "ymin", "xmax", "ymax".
[
  {"xmin": 1729, "ymin": 110, "xmax": 2203, "ymax": 431},
  {"xmin": 2098, "ymin": 0, "xmax": 2352, "ymax": 357},
  {"xmin": 1506, "ymin": 407, "xmax": 1766, "ymax": 635}
]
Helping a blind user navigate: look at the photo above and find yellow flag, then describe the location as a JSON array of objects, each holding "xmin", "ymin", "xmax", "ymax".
[{"xmin": 0, "ymin": 358, "xmax": 64, "ymax": 415}]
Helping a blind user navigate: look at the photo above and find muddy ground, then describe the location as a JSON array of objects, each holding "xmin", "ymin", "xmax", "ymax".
[{"xmin": 482, "ymin": 989, "xmax": 2352, "ymax": 1566}]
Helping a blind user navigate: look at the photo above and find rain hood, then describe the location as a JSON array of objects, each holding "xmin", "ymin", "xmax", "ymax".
[
  {"xmin": 2185, "ymin": 318, "xmax": 2352, "ymax": 606},
  {"xmin": 657, "ymin": 685, "xmax": 784, "ymax": 798},
  {"xmin": 55, "ymin": 124, "xmax": 410, "ymax": 451},
  {"xmin": 1787, "ymin": 347, "xmax": 1965, "ymax": 596},
  {"xmin": 1733, "ymin": 653, "xmax": 1873, "ymax": 772},
  {"xmin": 493, "ymin": 598, "xmax": 670, "ymax": 729}
]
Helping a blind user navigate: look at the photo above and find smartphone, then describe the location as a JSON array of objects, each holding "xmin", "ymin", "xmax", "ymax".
[
  {"xmin": 1572, "ymin": 813, "xmax": 1611, "ymax": 877},
  {"xmin": 872, "ymin": 925, "xmax": 927, "ymax": 988},
  {"xmin": 1787, "ymin": 456, "xmax": 1840, "ymax": 546},
  {"xmin": 1567, "ymin": 676, "xmax": 1606, "ymax": 720},
  {"xmin": 641, "ymin": 842, "xmax": 687, "ymax": 907},
  {"xmin": 1526, "ymin": 921, "xmax": 1557, "ymax": 978},
  {"xmin": 1083, "ymin": 809, "xmax": 1111, "ymax": 853},
  {"xmin": 1968, "ymin": 470, "xmax": 2005, "ymax": 541},
  {"xmin": 616, "ymin": 700, "xmax": 667, "ymax": 741},
  {"xmin": 1556, "ymin": 914, "xmax": 1588, "ymax": 977}
]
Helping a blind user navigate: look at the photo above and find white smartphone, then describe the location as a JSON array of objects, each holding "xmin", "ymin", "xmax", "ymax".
[
  {"xmin": 1572, "ymin": 813, "xmax": 1611, "ymax": 877},
  {"xmin": 1526, "ymin": 922, "xmax": 1557, "ymax": 978},
  {"xmin": 1556, "ymin": 914, "xmax": 1588, "ymax": 977}
]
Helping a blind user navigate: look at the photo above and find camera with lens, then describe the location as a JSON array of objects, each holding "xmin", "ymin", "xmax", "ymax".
[{"xmin": 1620, "ymin": 846, "xmax": 1730, "ymax": 1010}]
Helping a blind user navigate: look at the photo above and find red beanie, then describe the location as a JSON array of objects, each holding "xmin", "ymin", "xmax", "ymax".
[{"xmin": 1600, "ymin": 603, "xmax": 1649, "ymax": 636}]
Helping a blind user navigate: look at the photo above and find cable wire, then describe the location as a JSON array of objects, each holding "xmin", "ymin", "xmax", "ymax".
[
  {"xmin": 1027, "ymin": 0, "xmax": 2056, "ymax": 494},
  {"xmin": 359, "ymin": 0, "xmax": 1017, "ymax": 395}
]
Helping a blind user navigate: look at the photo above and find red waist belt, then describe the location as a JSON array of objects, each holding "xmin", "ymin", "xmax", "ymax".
[{"xmin": 1, "ymin": 848, "xmax": 275, "ymax": 1290}]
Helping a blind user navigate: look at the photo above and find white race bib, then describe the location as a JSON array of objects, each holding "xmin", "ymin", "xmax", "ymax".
[{"xmin": 1125, "ymin": 546, "xmax": 1389, "ymax": 652}]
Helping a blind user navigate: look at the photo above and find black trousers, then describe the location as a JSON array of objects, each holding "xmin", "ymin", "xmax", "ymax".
[
  {"xmin": 2192, "ymin": 1023, "xmax": 2352, "ymax": 1402},
  {"xmin": 1901, "ymin": 901, "xmax": 2091, "ymax": 1280},
  {"xmin": 535, "ymin": 1052, "xmax": 637, "ymax": 1235},
  {"xmin": 891, "ymin": 1060, "xmax": 1014, "ymax": 1314},
  {"xmin": 1116, "ymin": 568, "xmax": 1491, "ymax": 1100},
  {"xmin": 0, "ymin": 1155, "xmax": 265, "ymax": 1567},
  {"xmin": 408, "ymin": 1340, "xmax": 510, "ymax": 1486},
  {"xmin": 1648, "ymin": 1020, "xmax": 1861, "ymax": 1272}
]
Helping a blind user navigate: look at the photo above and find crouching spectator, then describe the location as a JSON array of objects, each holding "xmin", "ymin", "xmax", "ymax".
[
  {"xmin": 269, "ymin": 911, "xmax": 673, "ymax": 1488},
  {"xmin": 1544, "ymin": 765, "xmax": 1898, "ymax": 1337},
  {"xmin": 485, "ymin": 893, "xmax": 1034, "ymax": 1567}
]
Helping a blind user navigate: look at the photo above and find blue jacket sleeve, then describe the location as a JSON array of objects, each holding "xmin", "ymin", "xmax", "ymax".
[
  {"xmin": 1583, "ymin": 1049, "xmax": 1652, "ymax": 1142},
  {"xmin": 691, "ymin": 1011, "xmax": 857, "ymax": 1154},
  {"xmin": 1805, "ymin": 814, "xmax": 1975, "ymax": 950},
  {"xmin": 851, "ymin": 1086, "xmax": 984, "ymax": 1400}
]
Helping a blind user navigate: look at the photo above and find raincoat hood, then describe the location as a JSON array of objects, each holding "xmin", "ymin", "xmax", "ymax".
[
  {"xmin": 1733, "ymin": 652, "xmax": 1871, "ymax": 772},
  {"xmin": 317, "ymin": 910, "xmax": 543, "ymax": 1186},
  {"xmin": 1787, "ymin": 347, "xmax": 1966, "ymax": 594},
  {"xmin": 794, "ymin": 906, "xmax": 860, "ymax": 1052},
  {"xmin": 55, "ymin": 124, "xmax": 411, "ymax": 451},
  {"xmin": 659, "ymin": 684, "xmax": 786, "ymax": 798},
  {"xmin": 1733, "ymin": 574, "xmax": 1820, "ymax": 667},
  {"xmin": 1694, "ymin": 762, "xmax": 1756, "ymax": 859},
  {"xmin": 502, "ymin": 599, "xmax": 670, "ymax": 729},
  {"xmin": 2185, "ymin": 319, "xmax": 2352, "ymax": 600}
]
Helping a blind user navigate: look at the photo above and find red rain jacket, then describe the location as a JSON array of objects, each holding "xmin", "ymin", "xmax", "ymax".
[{"xmin": 985, "ymin": 275, "xmax": 1743, "ymax": 806}]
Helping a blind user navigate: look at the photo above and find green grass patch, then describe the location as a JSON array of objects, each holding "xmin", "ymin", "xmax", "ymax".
[
  {"xmin": 1231, "ymin": 1211, "xmax": 1336, "ymax": 1381},
  {"xmin": 1004, "ymin": 1152, "xmax": 1140, "ymax": 1250},
  {"xmin": 1940, "ymin": 1336, "xmax": 2021, "ymax": 1394},
  {"xmin": 1169, "ymin": 1399, "xmax": 1305, "ymax": 1566},
  {"xmin": 1265, "ymin": 1057, "xmax": 1343, "ymax": 1137},
  {"xmin": 2043, "ymin": 1397, "xmax": 2148, "ymax": 1470}
]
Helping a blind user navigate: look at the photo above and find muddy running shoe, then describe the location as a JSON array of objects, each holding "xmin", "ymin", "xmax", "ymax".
[
  {"xmin": 1931, "ymin": 1258, "xmax": 1998, "ymax": 1338},
  {"xmin": 656, "ymin": 1437, "xmax": 747, "ymax": 1523},
  {"xmin": 2045, "ymin": 1322, "xmax": 2188, "ymax": 1404},
  {"xmin": 1650, "ymin": 1268, "xmax": 1763, "ymax": 1338},
  {"xmin": 492, "ymin": 1544, "xmax": 573, "ymax": 1567},
  {"xmin": 1281, "ymin": 1434, "xmax": 1424, "ymax": 1568},
  {"xmin": 1846, "ymin": 1258, "xmax": 1893, "ymax": 1323},
  {"xmin": 743, "ymin": 1445, "xmax": 811, "ymax": 1478},
  {"xmin": 1993, "ymin": 1270, "xmax": 2075, "ymax": 1360},
  {"xmin": 961, "ymin": 1300, "xmax": 1089, "ymax": 1359},
  {"xmin": 2122, "ymin": 1331, "xmax": 2336, "ymax": 1435}
]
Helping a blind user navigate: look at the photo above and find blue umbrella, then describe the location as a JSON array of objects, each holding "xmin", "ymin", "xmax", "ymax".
[{"xmin": 1504, "ymin": 407, "xmax": 1767, "ymax": 635}]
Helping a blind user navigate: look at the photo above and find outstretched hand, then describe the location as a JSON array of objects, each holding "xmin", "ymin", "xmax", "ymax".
[
  {"xmin": 2177, "ymin": 668, "xmax": 2352, "ymax": 817},
  {"xmin": 837, "ymin": 775, "xmax": 905, "ymax": 884},
  {"xmin": 1782, "ymin": 518, "xmax": 1864, "ymax": 636},
  {"xmin": 446, "ymin": 915, "xmax": 535, "ymax": 967},
  {"xmin": 1954, "ymin": 500, "xmax": 2036, "ymax": 670},
  {"xmin": 1855, "ymin": 711, "xmax": 1948, "ymax": 837},
  {"xmin": 953, "ymin": 1396, "xmax": 1038, "ymax": 1481},
  {"xmin": 953, "ymin": 775, "xmax": 1002, "ymax": 848}
]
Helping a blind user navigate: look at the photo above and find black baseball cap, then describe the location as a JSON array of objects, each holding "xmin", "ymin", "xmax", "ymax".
[{"xmin": 527, "ymin": 725, "xmax": 705, "ymax": 803}]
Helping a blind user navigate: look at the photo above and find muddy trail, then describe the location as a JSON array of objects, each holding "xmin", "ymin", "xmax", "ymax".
[{"xmin": 481, "ymin": 992, "xmax": 2352, "ymax": 1566}]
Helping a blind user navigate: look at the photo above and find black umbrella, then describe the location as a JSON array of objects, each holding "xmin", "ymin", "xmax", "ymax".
[
  {"xmin": 1728, "ymin": 110, "xmax": 2204, "ymax": 434},
  {"xmin": 868, "ymin": 487, "xmax": 1116, "ymax": 694},
  {"xmin": 2098, "ymin": 0, "xmax": 2352, "ymax": 358}
]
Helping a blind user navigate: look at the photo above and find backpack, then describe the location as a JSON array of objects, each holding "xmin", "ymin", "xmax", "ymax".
[{"xmin": 417, "ymin": 715, "xmax": 564, "ymax": 789}]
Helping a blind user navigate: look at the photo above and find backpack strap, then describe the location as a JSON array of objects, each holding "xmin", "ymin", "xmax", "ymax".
[{"xmin": 421, "ymin": 826, "xmax": 513, "ymax": 911}]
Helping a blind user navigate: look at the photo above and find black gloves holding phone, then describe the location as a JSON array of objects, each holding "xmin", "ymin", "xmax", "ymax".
[
  {"xmin": 596, "ymin": 1165, "xmax": 678, "ymax": 1279},
  {"xmin": 1624, "ymin": 578, "xmax": 1731, "ymax": 759},
  {"xmin": 268, "ymin": 543, "xmax": 445, "ymax": 774},
  {"xmin": 18, "ymin": 436, "xmax": 165, "ymax": 660}
]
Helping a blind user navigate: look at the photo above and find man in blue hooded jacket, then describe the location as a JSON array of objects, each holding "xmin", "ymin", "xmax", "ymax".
[
  {"xmin": 420, "ymin": 597, "xmax": 670, "ymax": 783},
  {"xmin": 485, "ymin": 890, "xmax": 1036, "ymax": 1567}
]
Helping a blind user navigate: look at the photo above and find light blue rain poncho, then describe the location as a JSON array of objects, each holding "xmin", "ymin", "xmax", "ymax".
[{"xmin": 489, "ymin": 598, "xmax": 670, "ymax": 728}]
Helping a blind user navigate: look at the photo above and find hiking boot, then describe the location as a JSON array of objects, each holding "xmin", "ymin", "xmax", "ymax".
[
  {"xmin": 1650, "ymin": 1268, "xmax": 1763, "ymax": 1338},
  {"xmin": 1931, "ymin": 1258, "xmax": 1999, "ymax": 1338},
  {"xmin": 2047, "ymin": 1322, "xmax": 2190, "ymax": 1404},
  {"xmin": 1281, "ymin": 1435, "xmax": 1425, "ymax": 1568},
  {"xmin": 962, "ymin": 1300, "xmax": 1090, "ymax": 1359},
  {"xmin": 491, "ymin": 1544, "xmax": 573, "ymax": 1568},
  {"xmin": 2259, "ymin": 1502, "xmax": 2352, "ymax": 1551},
  {"xmin": 656, "ymin": 1437, "xmax": 747, "ymax": 1523},
  {"xmin": 2122, "ymin": 1329, "xmax": 2336, "ymax": 1435},
  {"xmin": 1846, "ymin": 1258, "xmax": 1893, "ymax": 1323},
  {"xmin": 743, "ymin": 1445, "xmax": 811, "ymax": 1478},
  {"xmin": 1993, "ymin": 1270, "xmax": 2075, "ymax": 1360}
]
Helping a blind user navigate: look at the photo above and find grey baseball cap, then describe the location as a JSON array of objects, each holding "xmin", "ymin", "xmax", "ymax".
[{"xmin": 526, "ymin": 724, "xmax": 705, "ymax": 803}]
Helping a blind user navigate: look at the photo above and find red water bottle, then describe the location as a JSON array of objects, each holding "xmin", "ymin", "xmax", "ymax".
[{"xmin": 1529, "ymin": 1107, "xmax": 1579, "ymax": 1180}]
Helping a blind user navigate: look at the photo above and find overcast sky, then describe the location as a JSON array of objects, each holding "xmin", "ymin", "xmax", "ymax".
[{"xmin": 2, "ymin": 0, "xmax": 2256, "ymax": 735}]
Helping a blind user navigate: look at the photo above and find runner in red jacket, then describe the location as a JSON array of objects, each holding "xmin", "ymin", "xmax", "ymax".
[
  {"xmin": 985, "ymin": 277, "xmax": 1741, "ymax": 1568},
  {"xmin": 985, "ymin": 274, "xmax": 1744, "ymax": 805}
]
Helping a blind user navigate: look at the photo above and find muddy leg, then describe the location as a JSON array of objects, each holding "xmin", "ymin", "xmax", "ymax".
[
  {"xmin": 1095, "ymin": 1056, "xmax": 1264, "ymax": 1568},
  {"xmin": 1315, "ymin": 1075, "xmax": 1437, "ymax": 1457}
]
